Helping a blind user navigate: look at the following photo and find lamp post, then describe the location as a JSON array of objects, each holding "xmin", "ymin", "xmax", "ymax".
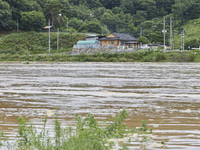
[
  {"xmin": 48, "ymin": 19, "xmax": 51, "ymax": 56},
  {"xmin": 179, "ymin": 28, "xmax": 185, "ymax": 52},
  {"xmin": 17, "ymin": 19, "xmax": 19, "ymax": 32},
  {"xmin": 57, "ymin": 28, "xmax": 59, "ymax": 51},
  {"xmin": 162, "ymin": 17, "xmax": 167, "ymax": 51},
  {"xmin": 170, "ymin": 16, "xmax": 174, "ymax": 50}
]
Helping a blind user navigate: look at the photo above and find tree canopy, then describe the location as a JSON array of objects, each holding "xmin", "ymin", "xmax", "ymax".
[{"xmin": 1, "ymin": 0, "xmax": 200, "ymax": 45}]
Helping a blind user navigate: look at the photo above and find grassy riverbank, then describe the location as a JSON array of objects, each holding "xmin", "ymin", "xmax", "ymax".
[
  {"xmin": 0, "ymin": 32, "xmax": 84, "ymax": 55},
  {"xmin": 0, "ymin": 32, "xmax": 200, "ymax": 62},
  {"xmin": 0, "ymin": 50, "xmax": 199, "ymax": 62}
]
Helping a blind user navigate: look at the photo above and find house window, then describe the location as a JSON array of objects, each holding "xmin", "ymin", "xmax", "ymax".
[
  {"xmin": 111, "ymin": 41, "xmax": 114, "ymax": 45},
  {"xmin": 120, "ymin": 41, "xmax": 124, "ymax": 46}
]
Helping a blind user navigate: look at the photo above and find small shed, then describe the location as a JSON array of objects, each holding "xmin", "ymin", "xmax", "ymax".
[
  {"xmin": 43, "ymin": 26, "xmax": 55, "ymax": 32},
  {"xmin": 75, "ymin": 40, "xmax": 100, "ymax": 48}
]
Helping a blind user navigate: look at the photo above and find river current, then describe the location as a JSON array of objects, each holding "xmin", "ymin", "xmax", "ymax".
[{"xmin": 0, "ymin": 62, "xmax": 200, "ymax": 149}]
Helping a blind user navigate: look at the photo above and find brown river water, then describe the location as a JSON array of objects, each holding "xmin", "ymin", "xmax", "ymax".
[{"xmin": 0, "ymin": 62, "xmax": 200, "ymax": 149}]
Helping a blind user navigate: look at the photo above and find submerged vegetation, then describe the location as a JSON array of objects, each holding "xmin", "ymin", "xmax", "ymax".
[{"xmin": 0, "ymin": 110, "xmax": 158, "ymax": 150}]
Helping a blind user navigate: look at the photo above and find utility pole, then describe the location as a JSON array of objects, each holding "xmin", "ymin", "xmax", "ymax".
[
  {"xmin": 170, "ymin": 16, "xmax": 173, "ymax": 50},
  {"xmin": 182, "ymin": 28, "xmax": 184, "ymax": 51},
  {"xmin": 140, "ymin": 27, "xmax": 142, "ymax": 37},
  {"xmin": 17, "ymin": 19, "xmax": 19, "ymax": 32},
  {"xmin": 48, "ymin": 19, "xmax": 51, "ymax": 56},
  {"xmin": 180, "ymin": 31, "xmax": 182, "ymax": 51},
  {"xmin": 140, "ymin": 27, "xmax": 142, "ymax": 48},
  {"xmin": 180, "ymin": 28, "xmax": 184, "ymax": 52},
  {"xmin": 163, "ymin": 17, "xmax": 166, "ymax": 51},
  {"xmin": 66, "ymin": 20, "xmax": 68, "ymax": 32},
  {"xmin": 162, "ymin": 17, "xmax": 167, "ymax": 51},
  {"xmin": 57, "ymin": 28, "xmax": 59, "ymax": 51}
]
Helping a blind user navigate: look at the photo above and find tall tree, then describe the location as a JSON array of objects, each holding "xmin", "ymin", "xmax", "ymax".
[
  {"xmin": 0, "ymin": 0, "xmax": 14, "ymax": 30},
  {"xmin": 99, "ymin": 0, "xmax": 121, "ymax": 9},
  {"xmin": 68, "ymin": 18, "xmax": 83, "ymax": 30},
  {"xmin": 154, "ymin": 0, "xmax": 175, "ymax": 16},
  {"xmin": 4, "ymin": 0, "xmax": 41, "ymax": 20},
  {"xmin": 20, "ymin": 11, "xmax": 46, "ymax": 31},
  {"xmin": 120, "ymin": 0, "xmax": 139, "ymax": 14},
  {"xmin": 44, "ymin": 0, "xmax": 62, "ymax": 26},
  {"xmin": 79, "ymin": 21, "xmax": 102, "ymax": 33},
  {"xmin": 101, "ymin": 11, "xmax": 119, "ymax": 32}
]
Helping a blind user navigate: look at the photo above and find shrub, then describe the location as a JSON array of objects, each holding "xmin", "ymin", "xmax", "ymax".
[
  {"xmin": 0, "ymin": 110, "xmax": 155, "ymax": 150},
  {"xmin": 155, "ymin": 52, "xmax": 166, "ymax": 62}
]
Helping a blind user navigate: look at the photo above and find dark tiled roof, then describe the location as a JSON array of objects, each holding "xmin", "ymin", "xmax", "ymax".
[
  {"xmin": 99, "ymin": 33, "xmax": 137, "ymax": 41},
  {"xmin": 99, "ymin": 37, "xmax": 119, "ymax": 40},
  {"xmin": 112, "ymin": 33, "xmax": 137, "ymax": 41}
]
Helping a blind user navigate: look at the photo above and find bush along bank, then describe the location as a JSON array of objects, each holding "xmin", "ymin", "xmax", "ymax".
[
  {"xmin": 0, "ymin": 49, "xmax": 199, "ymax": 62},
  {"xmin": 0, "ymin": 110, "xmax": 164, "ymax": 150}
]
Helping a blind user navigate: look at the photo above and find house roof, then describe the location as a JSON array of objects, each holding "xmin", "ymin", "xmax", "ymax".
[
  {"xmin": 112, "ymin": 33, "xmax": 137, "ymax": 41},
  {"xmin": 100, "ymin": 33, "xmax": 137, "ymax": 41},
  {"xmin": 77, "ymin": 40, "xmax": 98, "ymax": 45},
  {"xmin": 86, "ymin": 35, "xmax": 106, "ymax": 39}
]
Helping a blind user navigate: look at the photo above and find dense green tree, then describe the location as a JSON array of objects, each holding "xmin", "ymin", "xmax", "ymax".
[
  {"xmin": 172, "ymin": 0, "xmax": 193, "ymax": 22},
  {"xmin": 148, "ymin": 31, "xmax": 163, "ymax": 44},
  {"xmin": 68, "ymin": 0, "xmax": 102, "ymax": 8},
  {"xmin": 94, "ymin": 7, "xmax": 107, "ymax": 20},
  {"xmin": 79, "ymin": 21, "xmax": 102, "ymax": 33},
  {"xmin": 20, "ymin": 11, "xmax": 46, "ymax": 31},
  {"xmin": 116, "ymin": 12, "xmax": 134, "ymax": 33},
  {"xmin": 2, "ymin": 0, "xmax": 200, "ymax": 47},
  {"xmin": 5, "ymin": 0, "xmax": 41, "ymax": 20},
  {"xmin": 59, "ymin": 0, "xmax": 70, "ymax": 16},
  {"xmin": 126, "ymin": 23, "xmax": 138, "ymax": 35},
  {"xmin": 35, "ymin": 0, "xmax": 47, "ymax": 8},
  {"xmin": 120, "ymin": 0, "xmax": 139, "ymax": 14},
  {"xmin": 112, "ymin": 7, "xmax": 122, "ymax": 14},
  {"xmin": 185, "ymin": 39, "xmax": 200, "ymax": 49},
  {"xmin": 44, "ymin": 0, "xmax": 62, "ymax": 26},
  {"xmin": 0, "ymin": 0, "xmax": 14, "ymax": 30},
  {"xmin": 67, "ymin": 5, "xmax": 92, "ymax": 21},
  {"xmin": 101, "ymin": 25, "xmax": 110, "ymax": 34},
  {"xmin": 101, "ymin": 11, "xmax": 119, "ymax": 32},
  {"xmin": 154, "ymin": 0, "xmax": 175, "ymax": 16},
  {"xmin": 137, "ymin": 0, "xmax": 156, "ymax": 19},
  {"xmin": 68, "ymin": 18, "xmax": 83, "ymax": 30},
  {"xmin": 137, "ymin": 36, "xmax": 148, "ymax": 44},
  {"xmin": 99, "ymin": 0, "xmax": 121, "ymax": 9},
  {"xmin": 184, "ymin": 2, "xmax": 200, "ymax": 20}
]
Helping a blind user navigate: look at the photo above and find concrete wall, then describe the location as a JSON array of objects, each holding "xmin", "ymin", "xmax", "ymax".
[{"xmin": 71, "ymin": 48, "xmax": 138, "ymax": 55}]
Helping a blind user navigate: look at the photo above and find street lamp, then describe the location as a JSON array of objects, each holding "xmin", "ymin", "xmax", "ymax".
[
  {"xmin": 162, "ymin": 17, "xmax": 167, "ymax": 51},
  {"xmin": 48, "ymin": 19, "xmax": 51, "ymax": 56}
]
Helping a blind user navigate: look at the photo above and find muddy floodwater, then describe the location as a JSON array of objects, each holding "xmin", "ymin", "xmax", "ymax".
[{"xmin": 0, "ymin": 62, "xmax": 200, "ymax": 149}]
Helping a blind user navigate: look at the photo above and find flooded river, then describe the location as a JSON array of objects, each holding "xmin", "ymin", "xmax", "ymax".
[{"xmin": 0, "ymin": 62, "xmax": 200, "ymax": 149}]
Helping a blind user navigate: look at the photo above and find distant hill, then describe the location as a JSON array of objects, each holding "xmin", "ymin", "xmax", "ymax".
[
  {"xmin": 173, "ymin": 18, "xmax": 200, "ymax": 50},
  {"xmin": 1, "ymin": 0, "xmax": 200, "ymax": 48}
]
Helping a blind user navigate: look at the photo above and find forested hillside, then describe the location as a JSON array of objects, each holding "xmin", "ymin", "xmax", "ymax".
[{"xmin": 1, "ymin": 0, "xmax": 200, "ymax": 47}]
